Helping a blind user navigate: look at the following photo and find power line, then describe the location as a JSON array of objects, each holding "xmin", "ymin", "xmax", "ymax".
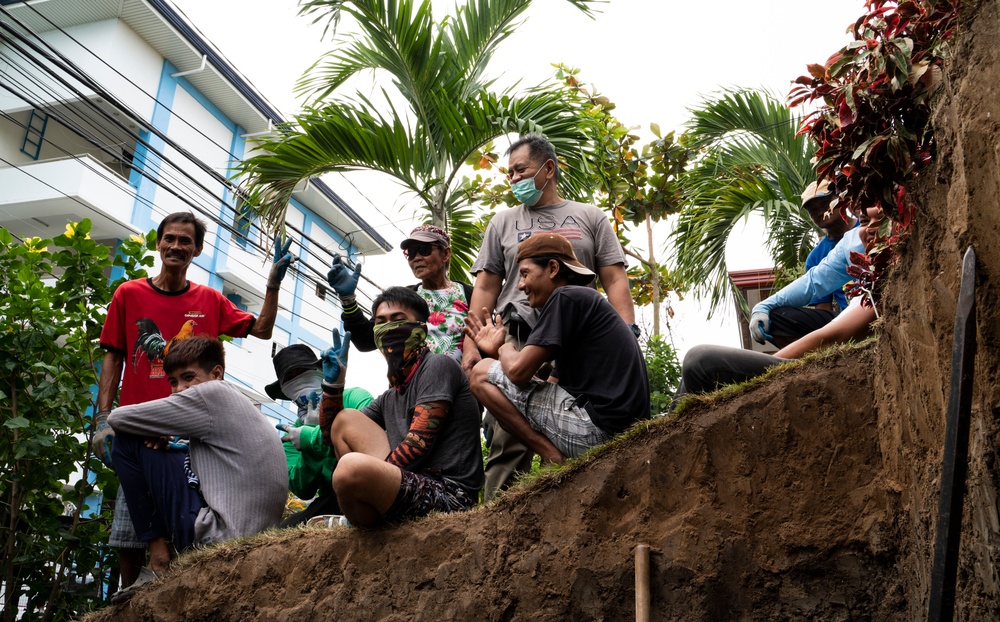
[
  {"xmin": 0, "ymin": 152, "xmax": 368, "ymax": 334},
  {"xmin": 0, "ymin": 7, "xmax": 385, "ymax": 287},
  {"xmin": 0, "ymin": 21, "xmax": 386, "ymax": 305}
]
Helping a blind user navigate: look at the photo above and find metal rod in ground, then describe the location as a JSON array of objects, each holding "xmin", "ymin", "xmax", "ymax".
[
  {"xmin": 635, "ymin": 544, "xmax": 650, "ymax": 622},
  {"xmin": 927, "ymin": 246, "xmax": 978, "ymax": 622}
]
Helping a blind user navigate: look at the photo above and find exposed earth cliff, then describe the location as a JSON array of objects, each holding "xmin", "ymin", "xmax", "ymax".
[{"xmin": 84, "ymin": 1, "xmax": 1000, "ymax": 619}]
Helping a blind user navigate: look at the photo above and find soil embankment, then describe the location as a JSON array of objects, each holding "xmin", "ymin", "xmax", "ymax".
[
  {"xmin": 91, "ymin": 348, "xmax": 907, "ymax": 621},
  {"xmin": 85, "ymin": 1, "xmax": 1000, "ymax": 619}
]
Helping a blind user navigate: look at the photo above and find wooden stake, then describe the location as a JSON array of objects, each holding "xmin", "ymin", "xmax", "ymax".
[{"xmin": 636, "ymin": 544, "xmax": 650, "ymax": 622}]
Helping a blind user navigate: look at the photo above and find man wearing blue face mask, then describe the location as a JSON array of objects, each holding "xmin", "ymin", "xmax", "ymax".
[
  {"xmin": 265, "ymin": 343, "xmax": 372, "ymax": 527},
  {"xmin": 462, "ymin": 133, "xmax": 637, "ymax": 500}
]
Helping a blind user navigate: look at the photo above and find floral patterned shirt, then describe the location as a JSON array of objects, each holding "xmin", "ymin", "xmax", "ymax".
[{"xmin": 416, "ymin": 283, "xmax": 469, "ymax": 364}]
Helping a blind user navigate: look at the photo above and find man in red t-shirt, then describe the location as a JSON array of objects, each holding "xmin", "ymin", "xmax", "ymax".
[{"xmin": 91, "ymin": 211, "xmax": 294, "ymax": 590}]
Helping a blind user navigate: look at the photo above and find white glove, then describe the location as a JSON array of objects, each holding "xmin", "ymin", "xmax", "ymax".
[
  {"xmin": 749, "ymin": 311, "xmax": 773, "ymax": 345},
  {"xmin": 277, "ymin": 424, "xmax": 303, "ymax": 450}
]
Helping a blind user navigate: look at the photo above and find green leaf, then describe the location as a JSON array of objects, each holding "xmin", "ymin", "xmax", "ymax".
[{"xmin": 4, "ymin": 416, "xmax": 30, "ymax": 429}]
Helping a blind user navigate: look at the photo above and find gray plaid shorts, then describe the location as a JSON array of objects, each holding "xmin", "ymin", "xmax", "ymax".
[
  {"xmin": 108, "ymin": 485, "xmax": 144, "ymax": 549},
  {"xmin": 486, "ymin": 360, "xmax": 610, "ymax": 459}
]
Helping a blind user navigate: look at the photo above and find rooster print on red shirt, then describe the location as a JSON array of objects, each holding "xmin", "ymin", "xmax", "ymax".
[{"xmin": 131, "ymin": 318, "xmax": 198, "ymax": 378}]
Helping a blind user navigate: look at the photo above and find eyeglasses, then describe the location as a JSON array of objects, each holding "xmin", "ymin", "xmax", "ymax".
[{"xmin": 402, "ymin": 242, "xmax": 437, "ymax": 259}]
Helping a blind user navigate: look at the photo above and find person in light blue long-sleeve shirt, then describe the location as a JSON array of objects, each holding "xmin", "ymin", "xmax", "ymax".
[{"xmin": 751, "ymin": 215, "xmax": 866, "ymax": 347}]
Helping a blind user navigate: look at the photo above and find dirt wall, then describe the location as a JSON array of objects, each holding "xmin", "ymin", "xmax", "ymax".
[
  {"xmin": 88, "ymin": 350, "xmax": 906, "ymax": 622},
  {"xmin": 875, "ymin": 0, "xmax": 1000, "ymax": 617}
]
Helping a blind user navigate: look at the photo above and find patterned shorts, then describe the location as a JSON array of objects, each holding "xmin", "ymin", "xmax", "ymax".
[
  {"xmin": 486, "ymin": 360, "xmax": 610, "ymax": 459},
  {"xmin": 384, "ymin": 470, "xmax": 475, "ymax": 522},
  {"xmin": 108, "ymin": 486, "xmax": 144, "ymax": 549}
]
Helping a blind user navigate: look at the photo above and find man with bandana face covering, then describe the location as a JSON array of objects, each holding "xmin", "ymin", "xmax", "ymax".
[
  {"xmin": 264, "ymin": 343, "xmax": 372, "ymax": 527},
  {"xmin": 318, "ymin": 286, "xmax": 484, "ymax": 527}
]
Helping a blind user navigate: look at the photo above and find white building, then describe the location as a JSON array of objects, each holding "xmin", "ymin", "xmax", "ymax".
[{"xmin": 0, "ymin": 0, "xmax": 390, "ymax": 422}]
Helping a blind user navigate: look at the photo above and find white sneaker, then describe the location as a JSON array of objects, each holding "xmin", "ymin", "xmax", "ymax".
[{"xmin": 110, "ymin": 566, "xmax": 163, "ymax": 604}]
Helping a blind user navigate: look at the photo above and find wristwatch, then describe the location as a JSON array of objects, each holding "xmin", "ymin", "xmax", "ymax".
[{"xmin": 629, "ymin": 323, "xmax": 641, "ymax": 339}]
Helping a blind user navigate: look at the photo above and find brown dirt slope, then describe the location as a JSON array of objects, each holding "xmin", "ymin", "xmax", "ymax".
[
  {"xmin": 84, "ymin": 0, "xmax": 1000, "ymax": 618},
  {"xmin": 87, "ymin": 348, "xmax": 906, "ymax": 622}
]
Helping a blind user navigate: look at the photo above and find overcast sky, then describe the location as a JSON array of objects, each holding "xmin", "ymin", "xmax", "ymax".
[{"xmin": 168, "ymin": 0, "xmax": 865, "ymax": 393}]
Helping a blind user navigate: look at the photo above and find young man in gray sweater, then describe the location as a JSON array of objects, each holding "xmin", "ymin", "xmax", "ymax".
[{"xmin": 107, "ymin": 337, "xmax": 286, "ymax": 594}]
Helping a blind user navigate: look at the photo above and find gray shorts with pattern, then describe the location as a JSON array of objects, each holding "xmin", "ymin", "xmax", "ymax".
[{"xmin": 486, "ymin": 360, "xmax": 610, "ymax": 459}]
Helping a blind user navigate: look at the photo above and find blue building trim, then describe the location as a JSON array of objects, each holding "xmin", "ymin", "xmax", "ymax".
[
  {"xmin": 142, "ymin": 0, "xmax": 390, "ymax": 252},
  {"xmin": 272, "ymin": 200, "xmax": 359, "ymax": 349},
  {"xmin": 129, "ymin": 60, "xmax": 176, "ymax": 232}
]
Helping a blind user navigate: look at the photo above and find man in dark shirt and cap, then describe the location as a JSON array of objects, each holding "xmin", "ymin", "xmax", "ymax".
[{"xmin": 466, "ymin": 233, "xmax": 650, "ymax": 463}]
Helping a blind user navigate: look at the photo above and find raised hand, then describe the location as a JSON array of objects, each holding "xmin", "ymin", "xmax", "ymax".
[
  {"xmin": 268, "ymin": 234, "xmax": 297, "ymax": 288},
  {"xmin": 327, "ymin": 254, "xmax": 362, "ymax": 297},
  {"xmin": 464, "ymin": 307, "xmax": 506, "ymax": 358},
  {"xmin": 321, "ymin": 329, "xmax": 352, "ymax": 387}
]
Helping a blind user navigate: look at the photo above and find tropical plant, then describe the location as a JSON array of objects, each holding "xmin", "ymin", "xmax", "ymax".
[
  {"xmin": 236, "ymin": 0, "xmax": 603, "ymax": 279},
  {"xmin": 644, "ymin": 335, "xmax": 682, "ymax": 416},
  {"xmin": 560, "ymin": 64, "xmax": 690, "ymax": 338},
  {"xmin": 789, "ymin": 0, "xmax": 961, "ymax": 305},
  {"xmin": 462, "ymin": 65, "xmax": 691, "ymax": 336},
  {"xmin": 670, "ymin": 88, "xmax": 820, "ymax": 318},
  {"xmin": 0, "ymin": 222, "xmax": 154, "ymax": 620}
]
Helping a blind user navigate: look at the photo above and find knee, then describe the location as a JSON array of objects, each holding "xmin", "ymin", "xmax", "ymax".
[
  {"xmin": 330, "ymin": 408, "xmax": 363, "ymax": 443},
  {"xmin": 681, "ymin": 344, "xmax": 715, "ymax": 376},
  {"xmin": 331, "ymin": 452, "xmax": 374, "ymax": 498},
  {"xmin": 468, "ymin": 359, "xmax": 495, "ymax": 397}
]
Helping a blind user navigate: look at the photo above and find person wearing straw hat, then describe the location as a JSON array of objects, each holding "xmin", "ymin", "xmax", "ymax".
[{"xmin": 750, "ymin": 178, "xmax": 863, "ymax": 348}]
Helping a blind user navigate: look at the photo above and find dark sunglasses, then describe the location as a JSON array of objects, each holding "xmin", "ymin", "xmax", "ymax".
[{"xmin": 402, "ymin": 242, "xmax": 437, "ymax": 259}]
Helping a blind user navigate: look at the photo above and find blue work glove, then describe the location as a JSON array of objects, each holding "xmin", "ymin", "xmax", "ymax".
[
  {"xmin": 91, "ymin": 412, "xmax": 114, "ymax": 467},
  {"xmin": 321, "ymin": 329, "xmax": 352, "ymax": 388},
  {"xmin": 327, "ymin": 254, "xmax": 362, "ymax": 298},
  {"xmin": 167, "ymin": 437, "xmax": 189, "ymax": 452},
  {"xmin": 276, "ymin": 423, "xmax": 303, "ymax": 450},
  {"xmin": 267, "ymin": 234, "xmax": 296, "ymax": 289},
  {"xmin": 749, "ymin": 311, "xmax": 773, "ymax": 345}
]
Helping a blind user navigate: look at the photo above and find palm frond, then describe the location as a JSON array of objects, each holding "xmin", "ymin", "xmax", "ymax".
[
  {"xmin": 235, "ymin": 103, "xmax": 432, "ymax": 231},
  {"xmin": 672, "ymin": 88, "xmax": 818, "ymax": 317}
]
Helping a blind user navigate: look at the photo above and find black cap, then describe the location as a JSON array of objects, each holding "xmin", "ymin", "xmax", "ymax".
[{"xmin": 264, "ymin": 344, "xmax": 321, "ymax": 401}]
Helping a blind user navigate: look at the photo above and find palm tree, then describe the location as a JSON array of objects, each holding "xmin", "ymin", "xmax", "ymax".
[
  {"xmin": 236, "ymin": 0, "xmax": 601, "ymax": 278},
  {"xmin": 670, "ymin": 88, "xmax": 819, "ymax": 317}
]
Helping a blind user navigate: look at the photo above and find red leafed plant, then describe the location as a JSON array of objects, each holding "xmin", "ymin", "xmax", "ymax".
[{"xmin": 788, "ymin": 0, "xmax": 961, "ymax": 305}]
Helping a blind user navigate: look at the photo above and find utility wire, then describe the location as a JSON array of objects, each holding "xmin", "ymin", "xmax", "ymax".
[
  {"xmin": 2, "ymin": 2, "xmax": 408, "ymax": 249},
  {"xmin": 0, "ymin": 25, "xmax": 385, "ymax": 303}
]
